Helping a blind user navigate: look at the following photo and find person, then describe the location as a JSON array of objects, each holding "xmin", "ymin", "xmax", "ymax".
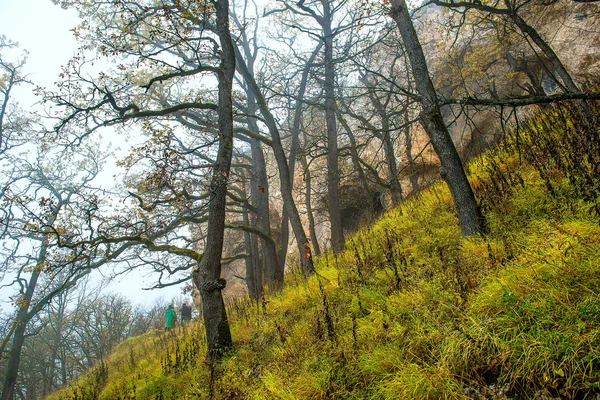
[
  {"xmin": 165, "ymin": 304, "xmax": 176, "ymax": 330},
  {"xmin": 180, "ymin": 303, "xmax": 192, "ymax": 324}
]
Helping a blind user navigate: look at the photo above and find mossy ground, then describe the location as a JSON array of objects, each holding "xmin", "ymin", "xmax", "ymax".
[{"xmin": 48, "ymin": 102, "xmax": 600, "ymax": 399}]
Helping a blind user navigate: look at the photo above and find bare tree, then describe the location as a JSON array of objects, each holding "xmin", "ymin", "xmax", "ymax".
[{"xmin": 389, "ymin": 0, "xmax": 485, "ymax": 236}]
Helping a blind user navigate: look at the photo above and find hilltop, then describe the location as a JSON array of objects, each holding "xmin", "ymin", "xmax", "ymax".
[{"xmin": 48, "ymin": 101, "xmax": 600, "ymax": 399}]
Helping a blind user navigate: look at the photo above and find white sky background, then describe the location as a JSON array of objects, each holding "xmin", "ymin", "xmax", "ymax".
[{"xmin": 0, "ymin": 0, "xmax": 187, "ymax": 307}]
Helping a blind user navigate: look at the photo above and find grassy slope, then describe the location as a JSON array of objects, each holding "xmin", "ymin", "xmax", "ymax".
[{"xmin": 48, "ymin": 104, "xmax": 600, "ymax": 400}]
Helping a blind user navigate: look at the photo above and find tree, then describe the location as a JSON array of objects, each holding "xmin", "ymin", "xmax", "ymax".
[
  {"xmin": 0, "ymin": 36, "xmax": 30, "ymax": 157},
  {"xmin": 231, "ymin": 2, "xmax": 282, "ymax": 291},
  {"xmin": 51, "ymin": 0, "xmax": 239, "ymax": 362},
  {"xmin": 0, "ymin": 140, "xmax": 127, "ymax": 400},
  {"xmin": 71, "ymin": 293, "xmax": 135, "ymax": 367},
  {"xmin": 270, "ymin": 0, "xmax": 354, "ymax": 252},
  {"xmin": 389, "ymin": 0, "xmax": 485, "ymax": 236},
  {"xmin": 428, "ymin": 0, "xmax": 588, "ymax": 110},
  {"xmin": 232, "ymin": 36, "xmax": 316, "ymax": 276}
]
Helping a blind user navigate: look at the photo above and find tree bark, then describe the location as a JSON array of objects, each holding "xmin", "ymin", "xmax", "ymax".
[
  {"xmin": 389, "ymin": 0, "xmax": 484, "ymax": 236},
  {"xmin": 193, "ymin": 0, "xmax": 236, "ymax": 362},
  {"xmin": 243, "ymin": 206, "xmax": 262, "ymax": 301},
  {"xmin": 249, "ymin": 120, "xmax": 281, "ymax": 290}
]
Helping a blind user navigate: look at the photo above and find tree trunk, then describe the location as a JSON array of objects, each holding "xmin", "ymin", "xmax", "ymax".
[
  {"xmin": 193, "ymin": 0, "xmax": 235, "ymax": 362},
  {"xmin": 369, "ymin": 92, "xmax": 403, "ymax": 204},
  {"xmin": 249, "ymin": 127, "xmax": 281, "ymax": 290},
  {"xmin": 1, "ymin": 245, "xmax": 45, "ymax": 400},
  {"xmin": 234, "ymin": 17, "xmax": 281, "ymax": 291},
  {"xmin": 389, "ymin": 0, "xmax": 484, "ymax": 236},
  {"xmin": 243, "ymin": 194, "xmax": 262, "ymax": 301},
  {"xmin": 404, "ymin": 112, "xmax": 420, "ymax": 194},
  {"xmin": 299, "ymin": 148, "xmax": 321, "ymax": 256},
  {"xmin": 279, "ymin": 43, "xmax": 322, "ymax": 272},
  {"xmin": 234, "ymin": 46, "xmax": 315, "ymax": 276},
  {"xmin": 322, "ymin": 4, "xmax": 344, "ymax": 253}
]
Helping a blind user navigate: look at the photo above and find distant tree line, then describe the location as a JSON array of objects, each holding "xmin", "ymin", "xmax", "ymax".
[{"xmin": 0, "ymin": 287, "xmax": 169, "ymax": 399}]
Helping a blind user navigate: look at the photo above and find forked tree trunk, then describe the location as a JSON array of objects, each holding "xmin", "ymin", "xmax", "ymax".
[
  {"xmin": 389, "ymin": 0, "xmax": 484, "ymax": 236},
  {"xmin": 249, "ymin": 120, "xmax": 281, "ymax": 290}
]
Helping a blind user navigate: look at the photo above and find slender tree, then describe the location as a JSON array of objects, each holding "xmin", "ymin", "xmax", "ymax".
[{"xmin": 389, "ymin": 0, "xmax": 485, "ymax": 236}]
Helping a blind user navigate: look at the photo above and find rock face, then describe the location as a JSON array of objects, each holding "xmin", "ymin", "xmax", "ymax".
[{"xmin": 425, "ymin": 0, "xmax": 600, "ymax": 157}]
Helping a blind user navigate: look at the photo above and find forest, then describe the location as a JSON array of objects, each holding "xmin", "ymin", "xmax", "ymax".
[{"xmin": 0, "ymin": 0, "xmax": 599, "ymax": 398}]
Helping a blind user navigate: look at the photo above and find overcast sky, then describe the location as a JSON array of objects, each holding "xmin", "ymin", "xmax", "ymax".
[{"xmin": 1, "ymin": 0, "xmax": 188, "ymax": 307}]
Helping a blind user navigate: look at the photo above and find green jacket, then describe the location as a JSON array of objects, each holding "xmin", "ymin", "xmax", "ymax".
[{"xmin": 165, "ymin": 307, "xmax": 176, "ymax": 328}]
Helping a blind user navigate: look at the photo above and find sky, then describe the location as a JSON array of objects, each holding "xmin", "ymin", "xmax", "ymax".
[{"xmin": 0, "ymin": 0, "xmax": 188, "ymax": 307}]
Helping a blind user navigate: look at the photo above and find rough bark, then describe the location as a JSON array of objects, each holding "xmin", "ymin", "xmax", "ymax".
[
  {"xmin": 390, "ymin": 0, "xmax": 484, "ymax": 236},
  {"xmin": 192, "ymin": 0, "xmax": 236, "ymax": 362}
]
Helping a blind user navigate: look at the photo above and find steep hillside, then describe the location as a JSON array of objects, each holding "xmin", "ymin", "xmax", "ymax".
[{"xmin": 48, "ymin": 101, "xmax": 600, "ymax": 399}]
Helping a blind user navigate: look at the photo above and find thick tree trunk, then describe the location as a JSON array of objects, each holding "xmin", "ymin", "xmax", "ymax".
[
  {"xmin": 249, "ymin": 126, "xmax": 281, "ymax": 290},
  {"xmin": 389, "ymin": 0, "xmax": 484, "ymax": 236},
  {"xmin": 193, "ymin": 0, "xmax": 235, "ymax": 362},
  {"xmin": 234, "ymin": 47, "xmax": 315, "ymax": 276},
  {"xmin": 2, "ymin": 315, "xmax": 28, "ymax": 400}
]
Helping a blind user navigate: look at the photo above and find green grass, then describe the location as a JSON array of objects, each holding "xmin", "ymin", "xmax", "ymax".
[{"xmin": 48, "ymin": 102, "xmax": 600, "ymax": 399}]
